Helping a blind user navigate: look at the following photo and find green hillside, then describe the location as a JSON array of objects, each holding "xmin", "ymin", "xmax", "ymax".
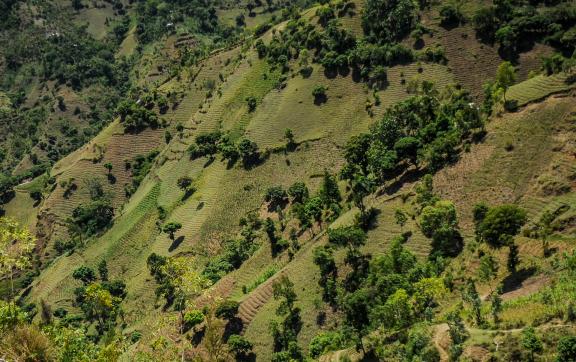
[{"xmin": 1, "ymin": 0, "xmax": 576, "ymax": 361}]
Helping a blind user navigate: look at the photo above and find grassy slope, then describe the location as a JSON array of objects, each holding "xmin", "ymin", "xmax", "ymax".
[{"xmin": 5, "ymin": 0, "xmax": 576, "ymax": 360}]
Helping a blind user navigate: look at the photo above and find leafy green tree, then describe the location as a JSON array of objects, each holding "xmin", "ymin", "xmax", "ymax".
[
  {"xmin": 507, "ymin": 241, "xmax": 520, "ymax": 273},
  {"xmin": 557, "ymin": 336, "xmax": 576, "ymax": 362},
  {"xmin": 478, "ymin": 204, "xmax": 526, "ymax": 247},
  {"xmin": 522, "ymin": 327, "xmax": 543, "ymax": 362},
  {"xmin": 473, "ymin": 202, "xmax": 489, "ymax": 239},
  {"xmin": 328, "ymin": 226, "xmax": 367, "ymax": 250},
  {"xmin": 496, "ymin": 61, "xmax": 516, "ymax": 103},
  {"xmin": 473, "ymin": 7, "xmax": 498, "ymax": 42},
  {"xmin": 184, "ymin": 309, "xmax": 204, "ymax": 330},
  {"xmin": 447, "ymin": 309, "xmax": 468, "ymax": 361},
  {"xmin": 316, "ymin": 5, "xmax": 335, "ymax": 26},
  {"xmin": 215, "ymin": 300, "xmax": 240, "ymax": 321},
  {"xmin": 103, "ymin": 162, "xmax": 113, "ymax": 174},
  {"xmin": 284, "ymin": 128, "xmax": 295, "ymax": 149},
  {"xmin": 265, "ymin": 186, "xmax": 288, "ymax": 209},
  {"xmin": 537, "ymin": 210, "xmax": 554, "ymax": 257},
  {"xmin": 73, "ymin": 266, "xmax": 96, "ymax": 285},
  {"xmin": 270, "ymin": 276, "xmax": 302, "ymax": 358},
  {"xmin": 0, "ymin": 218, "xmax": 36, "ymax": 301},
  {"xmin": 162, "ymin": 222, "xmax": 182, "ymax": 241},
  {"xmin": 350, "ymin": 174, "xmax": 374, "ymax": 223},
  {"xmin": 319, "ymin": 171, "xmax": 341, "ymax": 206},
  {"xmin": 419, "ymin": 200, "xmax": 463, "ymax": 257},
  {"xmin": 69, "ymin": 199, "xmax": 114, "ymax": 237},
  {"xmin": 478, "ymin": 254, "xmax": 499, "ymax": 283},
  {"xmin": 287, "ymin": 181, "xmax": 309, "ymax": 204},
  {"xmin": 228, "ymin": 334, "xmax": 253, "ymax": 361},
  {"xmin": 313, "ymin": 246, "xmax": 337, "ymax": 303},
  {"xmin": 246, "ymin": 96, "xmax": 257, "ymax": 112},
  {"xmin": 312, "ymin": 85, "xmax": 327, "ymax": 103},
  {"xmin": 439, "ymin": 1, "xmax": 464, "ymax": 27},
  {"xmin": 394, "ymin": 209, "xmax": 408, "ymax": 231},
  {"xmin": 362, "ymin": 0, "xmax": 417, "ymax": 43},
  {"xmin": 394, "ymin": 136, "xmax": 420, "ymax": 165},
  {"xmin": 98, "ymin": 260, "xmax": 108, "ymax": 281},
  {"xmin": 463, "ymin": 279, "xmax": 483, "ymax": 326},
  {"xmin": 379, "ymin": 288, "xmax": 412, "ymax": 329},
  {"xmin": 177, "ymin": 176, "xmax": 193, "ymax": 190},
  {"xmin": 238, "ymin": 138, "xmax": 259, "ymax": 168},
  {"xmin": 490, "ymin": 285, "xmax": 503, "ymax": 325}
]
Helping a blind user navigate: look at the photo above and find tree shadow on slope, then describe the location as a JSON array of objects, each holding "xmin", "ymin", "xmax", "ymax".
[
  {"xmin": 168, "ymin": 235, "xmax": 185, "ymax": 252},
  {"xmin": 501, "ymin": 266, "xmax": 538, "ymax": 294}
]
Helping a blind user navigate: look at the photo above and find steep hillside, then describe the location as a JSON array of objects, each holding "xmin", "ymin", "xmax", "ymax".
[{"xmin": 1, "ymin": 0, "xmax": 576, "ymax": 361}]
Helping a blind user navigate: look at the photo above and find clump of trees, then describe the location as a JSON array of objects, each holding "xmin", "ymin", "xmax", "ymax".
[
  {"xmin": 116, "ymin": 101, "xmax": 159, "ymax": 133},
  {"xmin": 202, "ymin": 212, "xmax": 262, "ymax": 283},
  {"xmin": 472, "ymin": 1, "xmax": 576, "ymax": 57},
  {"xmin": 67, "ymin": 179, "xmax": 114, "ymax": 238},
  {"xmin": 72, "ymin": 262, "xmax": 127, "ymax": 335},
  {"xmin": 341, "ymin": 82, "xmax": 483, "ymax": 188},
  {"xmin": 124, "ymin": 149, "xmax": 160, "ymax": 196},
  {"xmin": 188, "ymin": 131, "xmax": 262, "ymax": 169}
]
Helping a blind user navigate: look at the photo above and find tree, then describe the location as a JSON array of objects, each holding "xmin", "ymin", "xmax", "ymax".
[
  {"xmin": 394, "ymin": 136, "xmax": 420, "ymax": 165},
  {"xmin": 238, "ymin": 138, "xmax": 259, "ymax": 168},
  {"xmin": 312, "ymin": 85, "xmax": 327, "ymax": 103},
  {"xmin": 203, "ymin": 305, "xmax": 228, "ymax": 362},
  {"xmin": 447, "ymin": 309, "xmax": 468, "ymax": 361},
  {"xmin": 473, "ymin": 202, "xmax": 489, "ymax": 240},
  {"xmin": 246, "ymin": 96, "xmax": 257, "ymax": 112},
  {"xmin": 163, "ymin": 222, "xmax": 182, "ymax": 241},
  {"xmin": 495, "ymin": 61, "xmax": 516, "ymax": 103},
  {"xmin": 490, "ymin": 285, "xmax": 503, "ymax": 325},
  {"xmin": 161, "ymin": 257, "xmax": 211, "ymax": 360},
  {"xmin": 478, "ymin": 254, "xmax": 499, "ymax": 283},
  {"xmin": 522, "ymin": 327, "xmax": 542, "ymax": 362},
  {"xmin": 265, "ymin": 186, "xmax": 288, "ymax": 209},
  {"xmin": 537, "ymin": 210, "xmax": 554, "ymax": 257},
  {"xmin": 284, "ymin": 128, "xmax": 295, "ymax": 150},
  {"xmin": 98, "ymin": 260, "xmax": 108, "ymax": 281},
  {"xmin": 507, "ymin": 241, "xmax": 520, "ymax": 273},
  {"xmin": 103, "ymin": 162, "xmax": 113, "ymax": 174},
  {"xmin": 83, "ymin": 282, "xmax": 118, "ymax": 329},
  {"xmin": 177, "ymin": 177, "xmax": 195, "ymax": 200},
  {"xmin": 464, "ymin": 279, "xmax": 483, "ymax": 326},
  {"xmin": 215, "ymin": 300, "xmax": 240, "ymax": 321},
  {"xmin": 270, "ymin": 276, "xmax": 302, "ymax": 358},
  {"xmin": 313, "ymin": 246, "xmax": 337, "ymax": 303},
  {"xmin": 439, "ymin": 1, "xmax": 464, "ymax": 27},
  {"xmin": 362, "ymin": 0, "xmax": 417, "ymax": 43},
  {"xmin": 228, "ymin": 334, "xmax": 253, "ymax": 361},
  {"xmin": 380, "ymin": 288, "xmax": 412, "ymax": 329},
  {"xmin": 477, "ymin": 204, "xmax": 526, "ymax": 247},
  {"xmin": 177, "ymin": 176, "xmax": 193, "ymax": 190},
  {"xmin": 419, "ymin": 200, "xmax": 463, "ymax": 257},
  {"xmin": 72, "ymin": 266, "xmax": 96, "ymax": 285},
  {"xmin": 557, "ymin": 336, "xmax": 576, "ymax": 362},
  {"xmin": 0, "ymin": 218, "xmax": 36, "ymax": 302},
  {"xmin": 319, "ymin": 171, "xmax": 341, "ymax": 206},
  {"xmin": 288, "ymin": 182, "xmax": 309, "ymax": 204},
  {"xmin": 394, "ymin": 209, "xmax": 407, "ymax": 231},
  {"xmin": 328, "ymin": 226, "xmax": 367, "ymax": 250}
]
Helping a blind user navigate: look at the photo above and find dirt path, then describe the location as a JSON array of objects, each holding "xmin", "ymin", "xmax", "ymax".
[{"xmin": 434, "ymin": 323, "xmax": 450, "ymax": 362}]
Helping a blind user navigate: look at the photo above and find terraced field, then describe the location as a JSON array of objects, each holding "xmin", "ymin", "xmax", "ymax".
[{"xmin": 507, "ymin": 72, "xmax": 576, "ymax": 106}]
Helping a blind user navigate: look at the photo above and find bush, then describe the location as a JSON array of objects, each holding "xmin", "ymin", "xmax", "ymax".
[
  {"xmin": 228, "ymin": 334, "xmax": 253, "ymax": 359},
  {"xmin": 68, "ymin": 200, "xmax": 114, "ymax": 237},
  {"xmin": 557, "ymin": 336, "xmax": 576, "ymax": 361},
  {"xmin": 265, "ymin": 186, "xmax": 288, "ymax": 208}
]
